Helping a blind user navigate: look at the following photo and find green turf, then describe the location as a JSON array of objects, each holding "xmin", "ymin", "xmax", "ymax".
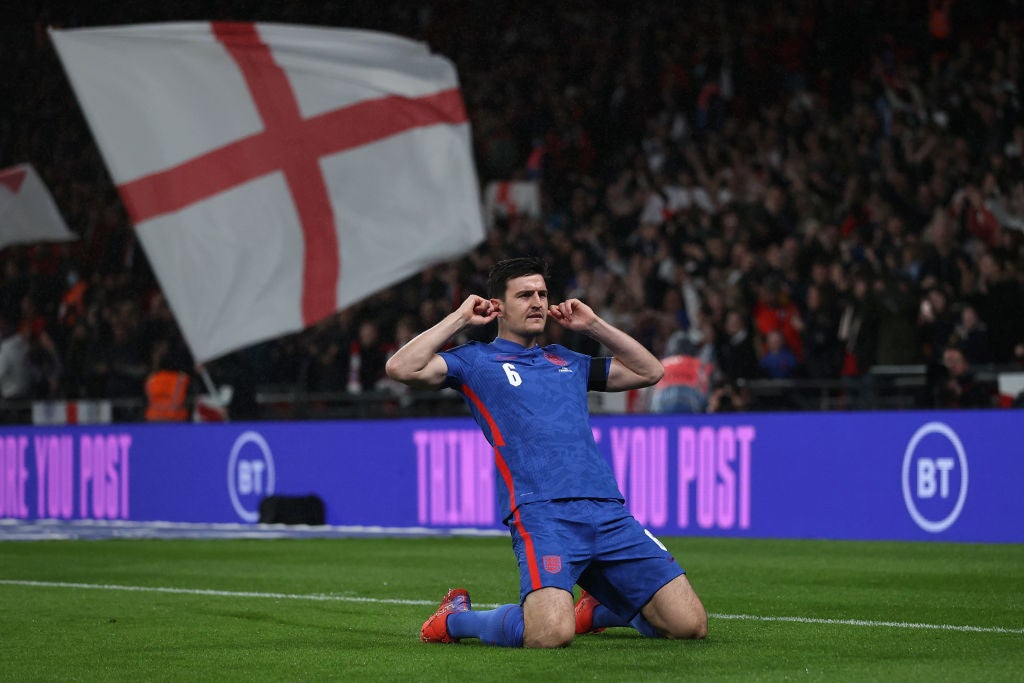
[{"xmin": 1, "ymin": 536, "xmax": 1021, "ymax": 681}]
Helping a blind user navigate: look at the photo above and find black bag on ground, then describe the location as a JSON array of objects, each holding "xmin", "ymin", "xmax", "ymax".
[{"xmin": 258, "ymin": 495, "xmax": 326, "ymax": 525}]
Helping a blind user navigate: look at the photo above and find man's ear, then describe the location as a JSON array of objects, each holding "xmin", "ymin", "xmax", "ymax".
[{"xmin": 490, "ymin": 298, "xmax": 503, "ymax": 318}]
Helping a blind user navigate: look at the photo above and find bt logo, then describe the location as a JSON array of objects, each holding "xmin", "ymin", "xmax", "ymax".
[
  {"xmin": 901, "ymin": 422, "xmax": 968, "ymax": 533},
  {"xmin": 227, "ymin": 431, "xmax": 276, "ymax": 522}
]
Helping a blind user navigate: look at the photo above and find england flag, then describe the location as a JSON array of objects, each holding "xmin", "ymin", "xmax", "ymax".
[
  {"xmin": 51, "ymin": 22, "xmax": 484, "ymax": 362},
  {"xmin": 0, "ymin": 163, "xmax": 77, "ymax": 250}
]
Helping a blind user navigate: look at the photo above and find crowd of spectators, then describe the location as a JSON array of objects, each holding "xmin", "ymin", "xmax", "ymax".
[{"xmin": 2, "ymin": 1, "xmax": 1023, "ymax": 419}]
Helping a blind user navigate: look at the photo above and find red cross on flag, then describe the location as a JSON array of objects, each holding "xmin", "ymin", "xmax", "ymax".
[
  {"xmin": 483, "ymin": 180, "xmax": 541, "ymax": 227},
  {"xmin": 50, "ymin": 22, "xmax": 484, "ymax": 363},
  {"xmin": 0, "ymin": 163, "xmax": 77, "ymax": 250}
]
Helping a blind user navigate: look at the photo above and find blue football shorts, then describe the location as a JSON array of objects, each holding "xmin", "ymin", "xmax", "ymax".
[{"xmin": 508, "ymin": 498, "xmax": 685, "ymax": 620}]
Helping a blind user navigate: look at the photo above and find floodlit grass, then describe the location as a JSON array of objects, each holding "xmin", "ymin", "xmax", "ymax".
[{"xmin": 1, "ymin": 536, "xmax": 1022, "ymax": 681}]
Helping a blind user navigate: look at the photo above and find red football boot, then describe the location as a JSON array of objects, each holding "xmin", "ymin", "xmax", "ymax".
[
  {"xmin": 574, "ymin": 590, "xmax": 607, "ymax": 634},
  {"xmin": 421, "ymin": 588, "xmax": 471, "ymax": 643}
]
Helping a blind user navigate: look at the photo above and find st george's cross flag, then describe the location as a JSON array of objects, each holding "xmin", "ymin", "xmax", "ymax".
[
  {"xmin": 483, "ymin": 180, "xmax": 541, "ymax": 227},
  {"xmin": 50, "ymin": 22, "xmax": 484, "ymax": 363},
  {"xmin": 0, "ymin": 163, "xmax": 77, "ymax": 250}
]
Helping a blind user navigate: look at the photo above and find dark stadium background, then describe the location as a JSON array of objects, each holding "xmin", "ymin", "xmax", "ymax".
[{"xmin": 2, "ymin": 0, "xmax": 1022, "ymax": 422}]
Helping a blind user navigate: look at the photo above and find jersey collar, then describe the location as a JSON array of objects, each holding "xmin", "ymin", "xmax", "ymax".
[{"xmin": 491, "ymin": 337, "xmax": 539, "ymax": 352}]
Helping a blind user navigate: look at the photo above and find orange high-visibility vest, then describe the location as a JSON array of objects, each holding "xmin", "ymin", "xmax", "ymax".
[
  {"xmin": 658, "ymin": 355, "xmax": 712, "ymax": 394},
  {"xmin": 145, "ymin": 370, "xmax": 190, "ymax": 421}
]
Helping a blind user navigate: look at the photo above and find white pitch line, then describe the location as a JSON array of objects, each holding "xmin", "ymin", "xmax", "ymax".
[
  {"xmin": 711, "ymin": 612, "xmax": 1024, "ymax": 635},
  {"xmin": 1, "ymin": 579, "xmax": 1022, "ymax": 635},
  {"xmin": 0, "ymin": 579, "xmax": 441, "ymax": 607}
]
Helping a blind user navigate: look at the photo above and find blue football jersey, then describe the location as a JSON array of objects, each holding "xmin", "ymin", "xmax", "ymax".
[{"xmin": 440, "ymin": 337, "xmax": 624, "ymax": 522}]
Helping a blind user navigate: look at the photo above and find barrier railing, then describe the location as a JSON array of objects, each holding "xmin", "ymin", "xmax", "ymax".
[{"xmin": 1, "ymin": 365, "xmax": 1019, "ymax": 425}]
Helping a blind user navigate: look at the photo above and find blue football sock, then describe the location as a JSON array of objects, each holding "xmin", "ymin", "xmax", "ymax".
[
  {"xmin": 590, "ymin": 604, "xmax": 661, "ymax": 638},
  {"xmin": 447, "ymin": 604, "xmax": 524, "ymax": 647},
  {"xmin": 629, "ymin": 614, "xmax": 662, "ymax": 638},
  {"xmin": 590, "ymin": 603, "xmax": 629, "ymax": 630}
]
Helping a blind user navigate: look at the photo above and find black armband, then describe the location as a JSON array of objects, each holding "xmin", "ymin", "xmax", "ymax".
[{"xmin": 588, "ymin": 357, "xmax": 610, "ymax": 391}]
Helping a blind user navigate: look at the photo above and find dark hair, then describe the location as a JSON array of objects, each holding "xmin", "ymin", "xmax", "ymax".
[{"xmin": 487, "ymin": 257, "xmax": 549, "ymax": 299}]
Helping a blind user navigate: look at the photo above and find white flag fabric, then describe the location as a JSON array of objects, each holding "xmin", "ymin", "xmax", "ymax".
[
  {"xmin": 50, "ymin": 22, "xmax": 484, "ymax": 363},
  {"xmin": 483, "ymin": 180, "xmax": 541, "ymax": 227},
  {"xmin": 0, "ymin": 163, "xmax": 77, "ymax": 250}
]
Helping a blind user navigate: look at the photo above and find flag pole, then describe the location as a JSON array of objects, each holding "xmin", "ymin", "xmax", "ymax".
[{"xmin": 197, "ymin": 365, "xmax": 218, "ymax": 397}]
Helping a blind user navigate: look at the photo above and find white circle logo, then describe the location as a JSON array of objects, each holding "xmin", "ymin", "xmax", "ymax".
[
  {"xmin": 901, "ymin": 422, "xmax": 968, "ymax": 533},
  {"xmin": 227, "ymin": 431, "xmax": 276, "ymax": 522}
]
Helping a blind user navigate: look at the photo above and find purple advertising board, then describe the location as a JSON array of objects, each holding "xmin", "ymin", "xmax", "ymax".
[{"xmin": 0, "ymin": 411, "xmax": 1021, "ymax": 542}]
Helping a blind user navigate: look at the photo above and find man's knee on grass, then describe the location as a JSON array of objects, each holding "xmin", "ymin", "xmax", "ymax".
[
  {"xmin": 658, "ymin": 608, "xmax": 708, "ymax": 640},
  {"xmin": 643, "ymin": 575, "xmax": 708, "ymax": 640},
  {"xmin": 523, "ymin": 587, "xmax": 575, "ymax": 648},
  {"xmin": 523, "ymin": 618, "xmax": 575, "ymax": 648}
]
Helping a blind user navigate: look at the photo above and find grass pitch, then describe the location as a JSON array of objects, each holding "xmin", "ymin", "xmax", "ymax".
[{"xmin": 1, "ymin": 535, "xmax": 1022, "ymax": 681}]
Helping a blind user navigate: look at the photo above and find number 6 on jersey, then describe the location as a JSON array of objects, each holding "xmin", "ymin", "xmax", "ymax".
[{"xmin": 502, "ymin": 363, "xmax": 522, "ymax": 386}]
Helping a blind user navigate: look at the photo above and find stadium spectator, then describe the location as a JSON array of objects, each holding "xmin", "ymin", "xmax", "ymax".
[
  {"xmin": 752, "ymin": 277, "xmax": 804, "ymax": 362},
  {"xmin": 874, "ymin": 277, "xmax": 923, "ymax": 366},
  {"xmin": 917, "ymin": 286, "xmax": 956, "ymax": 364},
  {"xmin": 345, "ymin": 319, "xmax": 394, "ymax": 394},
  {"xmin": 974, "ymin": 250, "xmax": 1024, "ymax": 363},
  {"xmin": 800, "ymin": 283, "xmax": 842, "ymax": 378},
  {"xmin": 303, "ymin": 310, "xmax": 353, "ymax": 393},
  {"xmin": 95, "ymin": 299, "xmax": 149, "ymax": 399},
  {"xmin": 759, "ymin": 330, "xmax": 799, "ymax": 380},
  {"xmin": 933, "ymin": 345, "xmax": 994, "ymax": 408},
  {"xmin": 648, "ymin": 335, "xmax": 715, "ymax": 414},
  {"xmin": 837, "ymin": 272, "xmax": 879, "ymax": 377},
  {"xmin": 0, "ymin": 313, "xmax": 32, "ymax": 400},
  {"xmin": 716, "ymin": 309, "xmax": 760, "ymax": 383},
  {"xmin": 953, "ymin": 303, "xmax": 991, "ymax": 365},
  {"xmin": 143, "ymin": 358, "xmax": 190, "ymax": 422}
]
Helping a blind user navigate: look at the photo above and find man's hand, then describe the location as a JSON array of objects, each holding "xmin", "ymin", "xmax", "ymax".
[
  {"xmin": 386, "ymin": 294, "xmax": 497, "ymax": 389},
  {"xmin": 458, "ymin": 294, "xmax": 500, "ymax": 327},
  {"xmin": 547, "ymin": 298, "xmax": 598, "ymax": 333},
  {"xmin": 550, "ymin": 298, "xmax": 664, "ymax": 390}
]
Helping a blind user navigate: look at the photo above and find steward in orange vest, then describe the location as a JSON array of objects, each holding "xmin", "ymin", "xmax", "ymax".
[
  {"xmin": 145, "ymin": 370, "xmax": 190, "ymax": 421},
  {"xmin": 648, "ymin": 354, "xmax": 714, "ymax": 414}
]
